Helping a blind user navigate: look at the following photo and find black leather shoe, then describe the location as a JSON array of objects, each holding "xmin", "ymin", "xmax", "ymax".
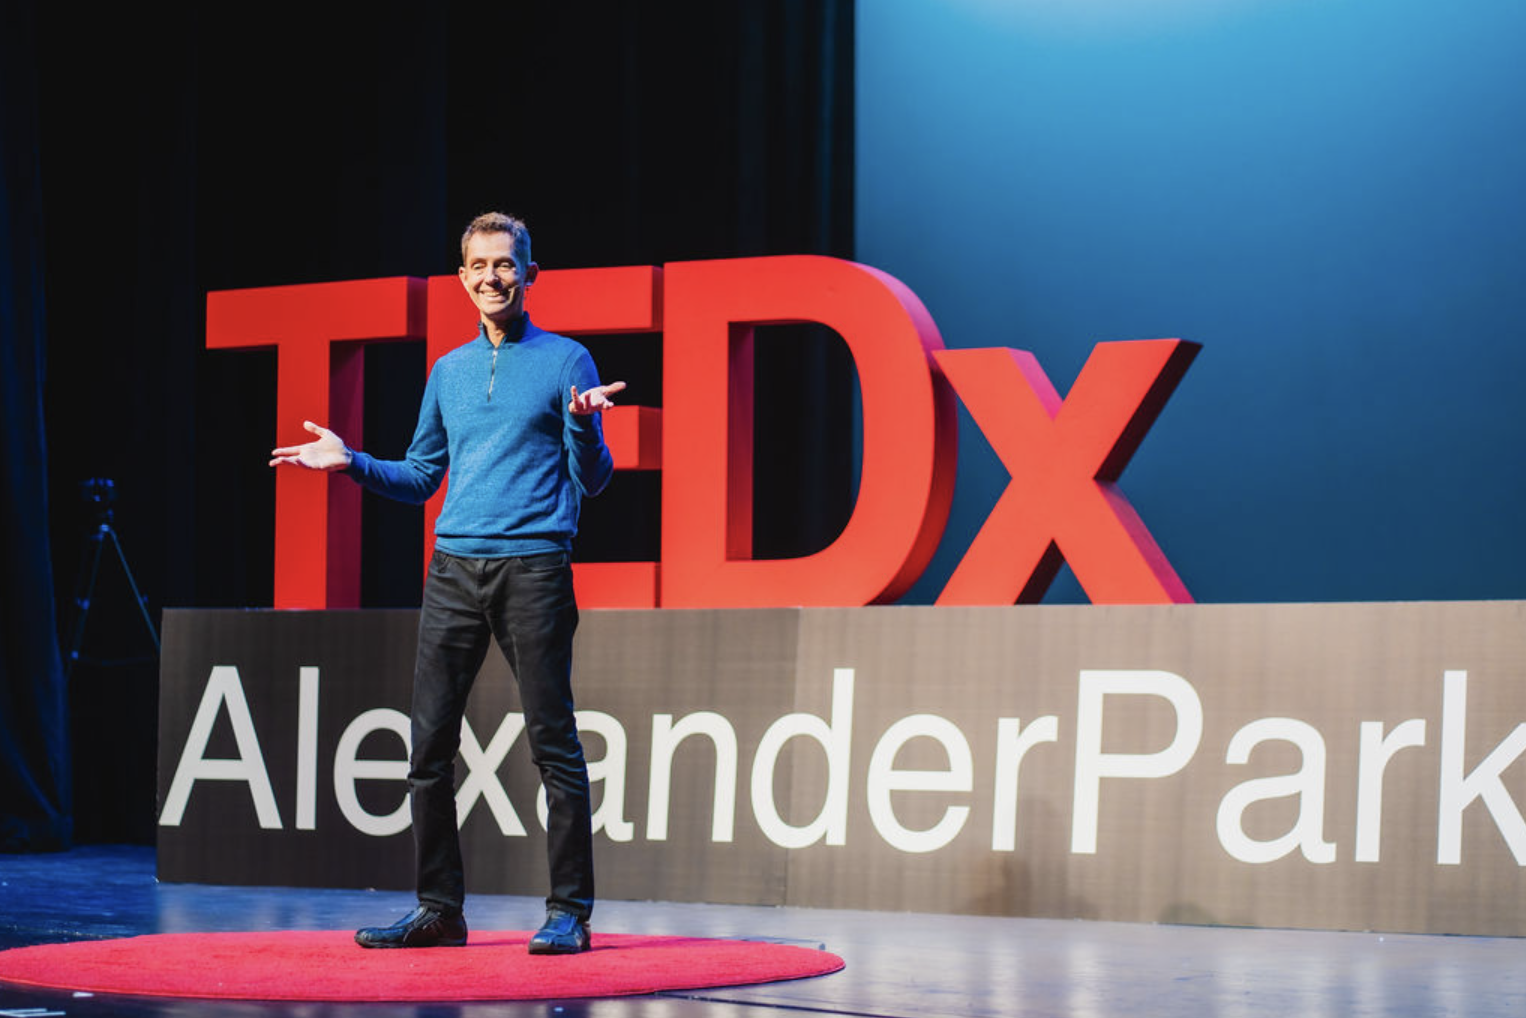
[
  {"xmin": 527, "ymin": 908, "xmax": 590, "ymax": 955},
  {"xmin": 355, "ymin": 906, "xmax": 467, "ymax": 948}
]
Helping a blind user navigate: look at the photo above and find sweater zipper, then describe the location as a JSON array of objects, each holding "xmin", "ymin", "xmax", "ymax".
[{"xmin": 488, "ymin": 346, "xmax": 498, "ymax": 401}]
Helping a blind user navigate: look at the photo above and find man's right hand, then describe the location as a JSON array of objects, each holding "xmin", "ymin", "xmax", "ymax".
[{"xmin": 269, "ymin": 421, "xmax": 352, "ymax": 471}]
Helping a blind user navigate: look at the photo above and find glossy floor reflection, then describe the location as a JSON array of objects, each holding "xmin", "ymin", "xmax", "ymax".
[{"xmin": 1, "ymin": 845, "xmax": 1521, "ymax": 1017}]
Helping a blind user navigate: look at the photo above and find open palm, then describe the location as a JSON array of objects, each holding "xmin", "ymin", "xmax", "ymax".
[{"xmin": 269, "ymin": 421, "xmax": 351, "ymax": 471}]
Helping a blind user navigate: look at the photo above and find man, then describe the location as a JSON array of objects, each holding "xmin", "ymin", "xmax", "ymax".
[{"xmin": 269, "ymin": 212, "xmax": 623, "ymax": 955}]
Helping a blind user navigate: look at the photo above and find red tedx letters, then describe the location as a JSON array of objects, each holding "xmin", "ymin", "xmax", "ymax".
[{"xmin": 205, "ymin": 257, "xmax": 1198, "ymax": 609}]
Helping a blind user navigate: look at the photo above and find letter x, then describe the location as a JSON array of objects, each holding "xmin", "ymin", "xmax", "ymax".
[
  {"xmin": 455, "ymin": 714, "xmax": 527, "ymax": 835},
  {"xmin": 932, "ymin": 340, "xmax": 1199, "ymax": 604}
]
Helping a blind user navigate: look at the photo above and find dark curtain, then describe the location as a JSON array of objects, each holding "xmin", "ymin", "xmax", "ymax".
[
  {"xmin": 21, "ymin": 1, "xmax": 854, "ymax": 843},
  {"xmin": 0, "ymin": 0, "xmax": 71, "ymax": 851}
]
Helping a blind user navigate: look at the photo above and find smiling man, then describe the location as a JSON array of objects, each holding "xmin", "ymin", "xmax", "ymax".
[{"xmin": 270, "ymin": 212, "xmax": 623, "ymax": 955}]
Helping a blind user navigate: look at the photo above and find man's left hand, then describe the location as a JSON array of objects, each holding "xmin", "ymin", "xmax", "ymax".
[{"xmin": 569, "ymin": 381, "xmax": 626, "ymax": 415}]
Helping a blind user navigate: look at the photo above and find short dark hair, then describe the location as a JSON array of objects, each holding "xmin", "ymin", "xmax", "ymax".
[{"xmin": 460, "ymin": 212, "xmax": 532, "ymax": 267}]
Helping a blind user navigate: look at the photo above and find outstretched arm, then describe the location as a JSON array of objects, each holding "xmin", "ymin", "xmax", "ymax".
[
  {"xmin": 269, "ymin": 421, "xmax": 352, "ymax": 471},
  {"xmin": 564, "ymin": 375, "xmax": 623, "ymax": 497}
]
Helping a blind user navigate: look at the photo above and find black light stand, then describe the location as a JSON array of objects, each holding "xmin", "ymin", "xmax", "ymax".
[{"xmin": 63, "ymin": 478, "xmax": 160, "ymax": 679}]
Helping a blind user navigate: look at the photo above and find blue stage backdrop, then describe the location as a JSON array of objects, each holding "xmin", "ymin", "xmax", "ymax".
[{"xmin": 857, "ymin": 0, "xmax": 1526, "ymax": 605}]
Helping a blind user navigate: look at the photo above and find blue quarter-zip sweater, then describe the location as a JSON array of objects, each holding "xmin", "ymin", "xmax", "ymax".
[{"xmin": 344, "ymin": 318, "xmax": 614, "ymax": 557}]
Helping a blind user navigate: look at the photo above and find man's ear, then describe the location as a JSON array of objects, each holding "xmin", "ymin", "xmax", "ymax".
[{"xmin": 524, "ymin": 262, "xmax": 540, "ymax": 287}]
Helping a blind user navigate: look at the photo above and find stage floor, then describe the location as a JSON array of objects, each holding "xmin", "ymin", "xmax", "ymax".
[{"xmin": 0, "ymin": 845, "xmax": 1520, "ymax": 1017}]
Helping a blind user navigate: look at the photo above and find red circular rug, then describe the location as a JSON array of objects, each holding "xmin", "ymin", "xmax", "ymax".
[{"xmin": 0, "ymin": 930, "xmax": 844, "ymax": 1002}]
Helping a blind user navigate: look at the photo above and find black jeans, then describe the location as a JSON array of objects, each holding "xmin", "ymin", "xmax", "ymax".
[{"xmin": 409, "ymin": 549, "xmax": 594, "ymax": 920}]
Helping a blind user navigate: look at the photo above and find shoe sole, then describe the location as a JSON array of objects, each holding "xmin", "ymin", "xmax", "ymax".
[
  {"xmin": 355, "ymin": 935, "xmax": 468, "ymax": 949},
  {"xmin": 526, "ymin": 939, "xmax": 589, "ymax": 955}
]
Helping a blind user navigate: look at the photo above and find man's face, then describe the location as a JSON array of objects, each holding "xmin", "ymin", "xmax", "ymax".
[{"xmin": 459, "ymin": 231, "xmax": 535, "ymax": 325}]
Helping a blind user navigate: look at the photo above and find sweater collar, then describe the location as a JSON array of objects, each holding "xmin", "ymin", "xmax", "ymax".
[{"xmin": 475, "ymin": 314, "xmax": 540, "ymax": 348}]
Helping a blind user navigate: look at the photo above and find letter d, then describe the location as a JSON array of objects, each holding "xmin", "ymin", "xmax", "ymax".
[
  {"xmin": 661, "ymin": 257, "xmax": 957, "ymax": 607},
  {"xmin": 752, "ymin": 668, "xmax": 855, "ymax": 848}
]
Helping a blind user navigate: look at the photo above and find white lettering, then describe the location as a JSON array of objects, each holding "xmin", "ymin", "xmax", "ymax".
[
  {"xmin": 1217, "ymin": 718, "xmax": 1336, "ymax": 864},
  {"xmin": 163, "ymin": 656, "xmax": 1526, "ymax": 884},
  {"xmin": 333, "ymin": 708, "xmax": 410, "ymax": 837},
  {"xmin": 160, "ymin": 666, "xmax": 282, "ymax": 829},
  {"xmin": 1438, "ymin": 670, "xmax": 1526, "ymax": 865},
  {"xmin": 751, "ymin": 667, "xmax": 855, "ymax": 849},
  {"xmin": 648, "ymin": 712, "xmax": 738, "ymax": 842},
  {"xmin": 992, "ymin": 716, "xmax": 1059, "ymax": 852},
  {"xmin": 867, "ymin": 714, "xmax": 973, "ymax": 853},
  {"xmin": 535, "ymin": 710, "xmax": 635, "ymax": 842},
  {"xmin": 1354, "ymin": 718, "xmax": 1425, "ymax": 863},
  {"xmin": 457, "ymin": 714, "xmax": 527, "ymax": 835},
  {"xmin": 296, "ymin": 666, "xmax": 319, "ymax": 830},
  {"xmin": 1072, "ymin": 670, "xmax": 1201, "ymax": 854}
]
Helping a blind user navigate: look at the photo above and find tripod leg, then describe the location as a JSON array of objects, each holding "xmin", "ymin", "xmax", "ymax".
[
  {"xmin": 64, "ymin": 527, "xmax": 109, "ymax": 680},
  {"xmin": 107, "ymin": 528, "xmax": 161, "ymax": 654}
]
